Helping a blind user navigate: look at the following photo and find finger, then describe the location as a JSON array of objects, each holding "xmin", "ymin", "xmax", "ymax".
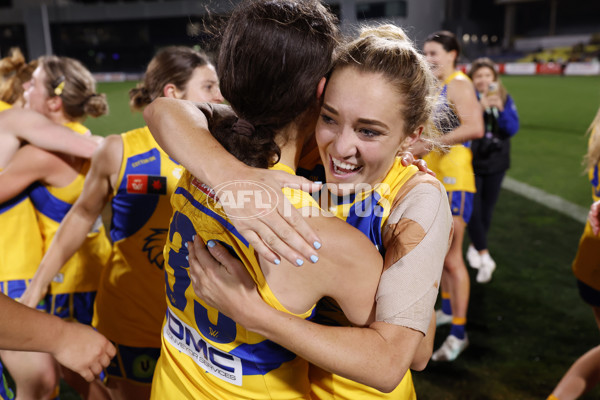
[
  {"xmin": 106, "ymin": 342, "xmax": 117, "ymax": 358},
  {"xmin": 80, "ymin": 369, "xmax": 94, "ymax": 383},
  {"xmin": 280, "ymin": 174, "xmax": 323, "ymax": 194},
  {"xmin": 242, "ymin": 230, "xmax": 283, "ymax": 265},
  {"xmin": 191, "ymin": 235, "xmax": 222, "ymax": 270},
  {"xmin": 245, "ymin": 219, "xmax": 317, "ymax": 267}
]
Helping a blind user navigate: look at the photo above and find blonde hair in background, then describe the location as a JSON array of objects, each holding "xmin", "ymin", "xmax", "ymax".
[
  {"xmin": 40, "ymin": 55, "xmax": 108, "ymax": 120},
  {"xmin": 0, "ymin": 48, "xmax": 38, "ymax": 106},
  {"xmin": 584, "ymin": 106, "xmax": 600, "ymax": 172},
  {"xmin": 333, "ymin": 24, "xmax": 446, "ymax": 151}
]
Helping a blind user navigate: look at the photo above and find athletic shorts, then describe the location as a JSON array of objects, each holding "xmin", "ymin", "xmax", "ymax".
[
  {"xmin": 105, "ymin": 343, "xmax": 160, "ymax": 385},
  {"xmin": 46, "ymin": 291, "xmax": 96, "ymax": 325},
  {"xmin": 447, "ymin": 190, "xmax": 474, "ymax": 224},
  {"xmin": 0, "ymin": 280, "xmax": 47, "ymax": 311},
  {"xmin": 577, "ymin": 279, "xmax": 600, "ymax": 307}
]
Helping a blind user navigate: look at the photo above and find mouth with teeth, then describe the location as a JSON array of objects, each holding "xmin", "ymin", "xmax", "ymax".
[{"xmin": 330, "ymin": 155, "xmax": 363, "ymax": 177}]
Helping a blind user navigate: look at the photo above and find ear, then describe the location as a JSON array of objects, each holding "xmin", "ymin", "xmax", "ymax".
[
  {"xmin": 316, "ymin": 77, "xmax": 327, "ymax": 100},
  {"xmin": 46, "ymin": 95, "xmax": 62, "ymax": 113},
  {"xmin": 163, "ymin": 83, "xmax": 180, "ymax": 99},
  {"xmin": 399, "ymin": 126, "xmax": 423, "ymax": 152}
]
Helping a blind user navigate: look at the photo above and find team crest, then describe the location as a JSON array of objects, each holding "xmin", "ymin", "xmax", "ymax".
[{"xmin": 143, "ymin": 228, "xmax": 168, "ymax": 270}]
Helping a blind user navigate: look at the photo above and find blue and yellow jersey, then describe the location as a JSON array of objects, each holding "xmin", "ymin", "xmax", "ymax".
[
  {"xmin": 0, "ymin": 101, "xmax": 45, "ymax": 284},
  {"xmin": 93, "ymin": 126, "xmax": 183, "ymax": 348},
  {"xmin": 309, "ymin": 157, "xmax": 418, "ymax": 399},
  {"xmin": 572, "ymin": 131, "xmax": 600, "ymax": 290},
  {"xmin": 29, "ymin": 121, "xmax": 111, "ymax": 295},
  {"xmin": 423, "ymin": 70, "xmax": 476, "ymax": 193},
  {"xmin": 151, "ymin": 164, "xmax": 318, "ymax": 400},
  {"xmin": 588, "ymin": 132, "xmax": 600, "ymax": 203}
]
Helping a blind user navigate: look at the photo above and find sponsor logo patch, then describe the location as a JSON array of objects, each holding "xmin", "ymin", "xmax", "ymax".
[
  {"xmin": 164, "ymin": 308, "xmax": 242, "ymax": 386},
  {"xmin": 126, "ymin": 174, "xmax": 167, "ymax": 195}
]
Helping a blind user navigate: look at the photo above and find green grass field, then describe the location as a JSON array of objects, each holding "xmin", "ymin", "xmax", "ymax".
[{"xmin": 60, "ymin": 75, "xmax": 600, "ymax": 398}]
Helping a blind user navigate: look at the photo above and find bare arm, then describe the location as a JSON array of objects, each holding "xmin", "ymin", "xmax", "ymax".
[
  {"xmin": 0, "ymin": 293, "xmax": 115, "ymax": 382},
  {"xmin": 0, "ymin": 145, "xmax": 62, "ymax": 203},
  {"xmin": 189, "ymin": 238, "xmax": 421, "ymax": 393},
  {"xmin": 550, "ymin": 345, "xmax": 600, "ymax": 400},
  {"xmin": 0, "ymin": 108, "xmax": 99, "ymax": 159},
  {"xmin": 20, "ymin": 136, "xmax": 122, "ymax": 308},
  {"xmin": 589, "ymin": 200, "xmax": 600, "ymax": 235},
  {"xmin": 439, "ymin": 78, "xmax": 484, "ymax": 146},
  {"xmin": 143, "ymin": 97, "xmax": 322, "ymax": 266}
]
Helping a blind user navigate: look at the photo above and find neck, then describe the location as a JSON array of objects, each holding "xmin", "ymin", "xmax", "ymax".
[{"xmin": 275, "ymin": 123, "xmax": 306, "ymax": 171}]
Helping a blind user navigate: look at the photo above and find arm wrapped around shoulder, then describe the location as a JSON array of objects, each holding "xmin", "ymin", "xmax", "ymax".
[{"xmin": 376, "ymin": 178, "xmax": 453, "ymax": 334}]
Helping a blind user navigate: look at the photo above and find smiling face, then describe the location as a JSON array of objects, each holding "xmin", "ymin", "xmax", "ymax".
[
  {"xmin": 316, "ymin": 66, "xmax": 417, "ymax": 195},
  {"xmin": 471, "ymin": 65, "xmax": 496, "ymax": 95},
  {"xmin": 423, "ymin": 41, "xmax": 456, "ymax": 80}
]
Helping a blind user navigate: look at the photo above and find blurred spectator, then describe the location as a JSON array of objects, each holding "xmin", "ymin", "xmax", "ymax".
[{"xmin": 466, "ymin": 57, "xmax": 519, "ymax": 283}]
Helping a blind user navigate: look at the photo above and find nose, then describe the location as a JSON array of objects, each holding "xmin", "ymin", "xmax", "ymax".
[
  {"xmin": 212, "ymin": 87, "xmax": 224, "ymax": 104},
  {"xmin": 332, "ymin": 126, "xmax": 357, "ymax": 159}
]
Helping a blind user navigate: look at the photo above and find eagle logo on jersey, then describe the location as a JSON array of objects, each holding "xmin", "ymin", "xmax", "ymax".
[{"xmin": 143, "ymin": 228, "xmax": 168, "ymax": 270}]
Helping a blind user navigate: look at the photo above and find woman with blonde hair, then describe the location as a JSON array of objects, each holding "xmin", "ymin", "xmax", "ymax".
[
  {"xmin": 145, "ymin": 5, "xmax": 452, "ymax": 396},
  {"xmin": 0, "ymin": 55, "xmax": 111, "ymax": 399},
  {"xmin": 21, "ymin": 45, "xmax": 223, "ymax": 400}
]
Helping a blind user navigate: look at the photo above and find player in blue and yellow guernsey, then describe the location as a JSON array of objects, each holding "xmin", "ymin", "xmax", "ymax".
[
  {"xmin": 147, "ymin": 16, "xmax": 453, "ymax": 399},
  {"xmin": 572, "ymin": 107, "xmax": 600, "ymax": 332},
  {"xmin": 0, "ymin": 56, "xmax": 110, "ymax": 399},
  {"xmin": 22, "ymin": 46, "xmax": 224, "ymax": 399},
  {"xmin": 148, "ymin": 3, "xmax": 397, "ymax": 398},
  {"xmin": 422, "ymin": 30, "xmax": 484, "ymax": 362},
  {"xmin": 0, "ymin": 49, "xmax": 103, "ymax": 400}
]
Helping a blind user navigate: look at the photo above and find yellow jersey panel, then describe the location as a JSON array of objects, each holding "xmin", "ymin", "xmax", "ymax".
[
  {"xmin": 423, "ymin": 71, "xmax": 476, "ymax": 193},
  {"xmin": 0, "ymin": 102, "xmax": 44, "ymax": 282},
  {"xmin": 29, "ymin": 122, "xmax": 110, "ymax": 294},
  {"xmin": 93, "ymin": 126, "xmax": 183, "ymax": 348},
  {"xmin": 309, "ymin": 158, "xmax": 418, "ymax": 399},
  {"xmin": 309, "ymin": 365, "xmax": 415, "ymax": 400},
  {"xmin": 152, "ymin": 165, "xmax": 318, "ymax": 400}
]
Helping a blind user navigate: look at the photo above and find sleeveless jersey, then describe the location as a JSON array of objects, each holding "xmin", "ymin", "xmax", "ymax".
[
  {"xmin": 92, "ymin": 126, "xmax": 183, "ymax": 348},
  {"xmin": 29, "ymin": 121, "xmax": 111, "ymax": 295},
  {"xmin": 309, "ymin": 157, "xmax": 418, "ymax": 399},
  {"xmin": 572, "ymin": 132, "xmax": 600, "ymax": 290},
  {"xmin": 423, "ymin": 71, "xmax": 476, "ymax": 193},
  {"xmin": 0, "ymin": 101, "xmax": 44, "ymax": 283},
  {"xmin": 151, "ymin": 164, "xmax": 319, "ymax": 400}
]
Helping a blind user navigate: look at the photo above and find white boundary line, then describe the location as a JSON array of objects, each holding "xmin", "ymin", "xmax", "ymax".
[{"xmin": 501, "ymin": 176, "xmax": 588, "ymax": 224}]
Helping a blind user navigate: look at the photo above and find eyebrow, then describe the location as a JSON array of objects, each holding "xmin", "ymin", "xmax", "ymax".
[{"xmin": 323, "ymin": 103, "xmax": 390, "ymax": 130}]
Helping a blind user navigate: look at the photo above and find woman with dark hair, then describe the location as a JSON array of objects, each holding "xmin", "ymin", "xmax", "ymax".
[
  {"xmin": 20, "ymin": 46, "xmax": 223, "ymax": 399},
  {"xmin": 466, "ymin": 57, "xmax": 519, "ymax": 283},
  {"xmin": 145, "ymin": 1, "xmax": 452, "ymax": 397},
  {"xmin": 417, "ymin": 30, "xmax": 484, "ymax": 362}
]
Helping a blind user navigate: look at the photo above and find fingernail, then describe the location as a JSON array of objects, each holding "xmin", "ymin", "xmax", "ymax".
[
  {"xmin": 192, "ymin": 234, "xmax": 196, "ymax": 242},
  {"xmin": 274, "ymin": 258, "xmax": 281, "ymax": 265},
  {"xmin": 313, "ymin": 241, "xmax": 322, "ymax": 250},
  {"xmin": 310, "ymin": 255, "xmax": 319, "ymax": 263},
  {"xmin": 184, "ymin": 242, "xmax": 188, "ymax": 248},
  {"xmin": 296, "ymin": 259, "xmax": 304, "ymax": 266},
  {"xmin": 314, "ymin": 181, "xmax": 323, "ymax": 185},
  {"xmin": 186, "ymin": 255, "xmax": 189, "ymax": 261},
  {"xmin": 207, "ymin": 240, "xmax": 216, "ymax": 248}
]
